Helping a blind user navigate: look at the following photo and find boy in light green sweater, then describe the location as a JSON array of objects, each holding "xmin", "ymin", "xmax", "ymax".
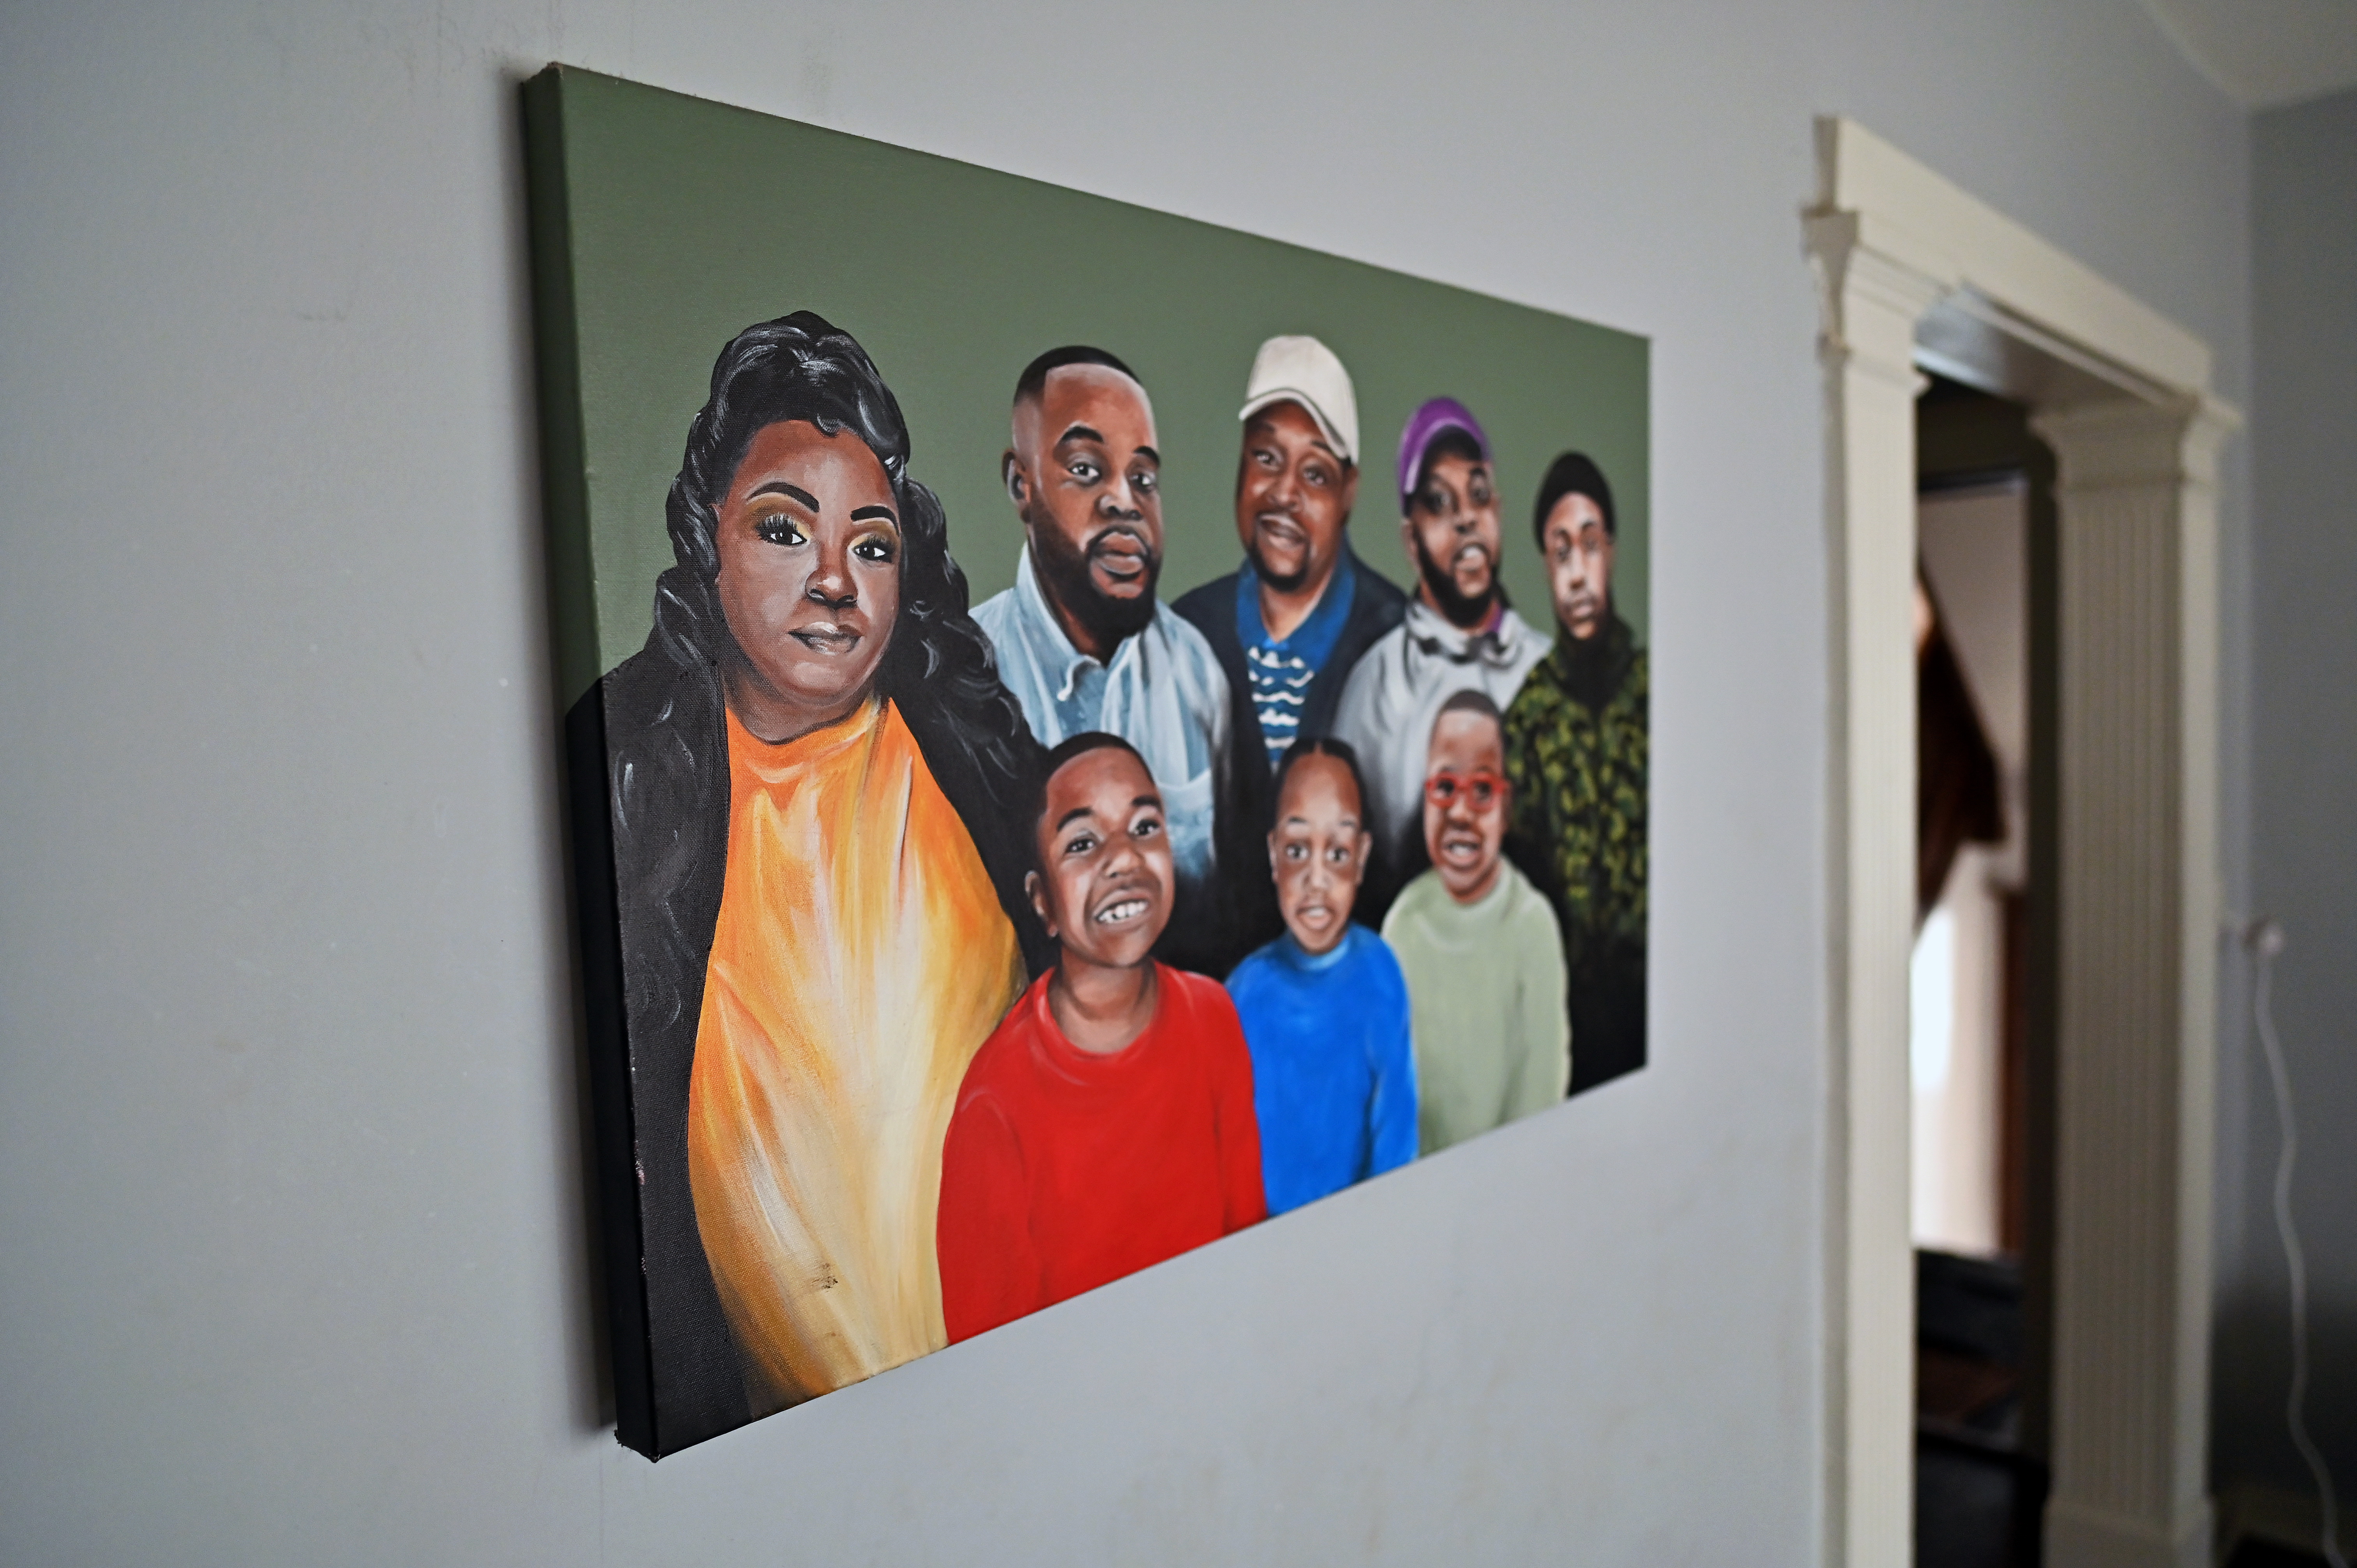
[{"xmin": 1381, "ymin": 690, "xmax": 1570, "ymax": 1154}]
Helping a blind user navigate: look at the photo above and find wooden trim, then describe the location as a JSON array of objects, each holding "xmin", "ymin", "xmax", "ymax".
[
  {"xmin": 1807, "ymin": 118, "xmax": 2240, "ymax": 1568},
  {"xmin": 1816, "ymin": 120, "xmax": 2212, "ymax": 398}
]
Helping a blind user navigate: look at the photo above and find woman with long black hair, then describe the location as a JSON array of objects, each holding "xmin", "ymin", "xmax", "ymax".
[{"xmin": 576, "ymin": 312, "xmax": 1047, "ymax": 1453}]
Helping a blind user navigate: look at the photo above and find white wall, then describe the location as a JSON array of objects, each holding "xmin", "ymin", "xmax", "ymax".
[
  {"xmin": 0, "ymin": 4, "xmax": 2249, "ymax": 1562},
  {"xmin": 2214, "ymin": 83, "xmax": 2357, "ymax": 1515}
]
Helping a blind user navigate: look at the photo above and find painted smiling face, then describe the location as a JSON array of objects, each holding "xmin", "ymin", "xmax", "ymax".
[
  {"xmin": 712, "ymin": 420, "xmax": 903, "ymax": 742},
  {"xmin": 1421, "ymin": 705, "xmax": 1510, "ymax": 905},
  {"xmin": 1268, "ymin": 751, "xmax": 1370, "ymax": 956},
  {"xmin": 1028, "ymin": 743, "xmax": 1174, "ymax": 972},
  {"xmin": 1237, "ymin": 400, "xmax": 1356, "ymax": 597}
]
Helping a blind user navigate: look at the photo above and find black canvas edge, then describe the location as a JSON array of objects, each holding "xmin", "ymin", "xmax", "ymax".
[{"xmin": 521, "ymin": 64, "xmax": 661, "ymax": 1460}]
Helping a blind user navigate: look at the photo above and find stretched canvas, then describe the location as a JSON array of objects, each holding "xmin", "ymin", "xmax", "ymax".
[{"xmin": 524, "ymin": 64, "xmax": 1651, "ymax": 1458}]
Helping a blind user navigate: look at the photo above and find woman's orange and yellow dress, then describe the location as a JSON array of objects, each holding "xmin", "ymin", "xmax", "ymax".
[{"xmin": 686, "ymin": 696, "xmax": 1023, "ymax": 1404}]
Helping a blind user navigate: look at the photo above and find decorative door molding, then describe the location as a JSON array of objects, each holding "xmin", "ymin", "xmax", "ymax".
[{"xmin": 1805, "ymin": 118, "xmax": 2240, "ymax": 1568}]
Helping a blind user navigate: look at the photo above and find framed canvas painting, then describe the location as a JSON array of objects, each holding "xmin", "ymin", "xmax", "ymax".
[{"xmin": 523, "ymin": 64, "xmax": 1650, "ymax": 1457}]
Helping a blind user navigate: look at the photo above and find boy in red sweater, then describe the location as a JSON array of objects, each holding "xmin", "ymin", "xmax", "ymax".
[{"xmin": 937, "ymin": 733, "xmax": 1266, "ymax": 1344}]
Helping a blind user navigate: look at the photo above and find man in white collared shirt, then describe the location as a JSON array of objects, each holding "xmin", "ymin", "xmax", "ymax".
[{"xmin": 973, "ymin": 346, "xmax": 1234, "ymax": 972}]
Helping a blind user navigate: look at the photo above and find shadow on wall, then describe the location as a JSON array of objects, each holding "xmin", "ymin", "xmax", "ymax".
[{"xmin": 2213, "ymin": 1284, "xmax": 2357, "ymax": 1504}]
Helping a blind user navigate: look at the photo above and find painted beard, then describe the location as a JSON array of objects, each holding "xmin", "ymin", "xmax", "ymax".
[
  {"xmin": 1562, "ymin": 587, "xmax": 1609, "ymax": 639},
  {"xmin": 1248, "ymin": 534, "xmax": 1313, "ymax": 595},
  {"xmin": 1412, "ymin": 531, "xmax": 1499, "ymax": 630},
  {"xmin": 1032, "ymin": 518, "xmax": 1160, "ymax": 647}
]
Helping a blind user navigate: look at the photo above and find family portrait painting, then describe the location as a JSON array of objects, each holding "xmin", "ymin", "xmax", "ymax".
[{"xmin": 527, "ymin": 66, "xmax": 1651, "ymax": 1457}]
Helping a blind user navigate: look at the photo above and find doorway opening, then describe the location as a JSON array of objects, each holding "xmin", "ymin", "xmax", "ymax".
[
  {"xmin": 1812, "ymin": 114, "xmax": 2238, "ymax": 1568},
  {"xmin": 1911, "ymin": 375, "xmax": 2059, "ymax": 1568}
]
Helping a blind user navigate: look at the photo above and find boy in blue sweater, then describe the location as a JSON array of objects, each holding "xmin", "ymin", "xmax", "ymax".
[{"xmin": 1225, "ymin": 738, "xmax": 1419, "ymax": 1213}]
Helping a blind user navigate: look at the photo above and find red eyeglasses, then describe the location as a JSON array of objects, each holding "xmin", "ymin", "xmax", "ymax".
[{"xmin": 1423, "ymin": 769, "xmax": 1506, "ymax": 809}]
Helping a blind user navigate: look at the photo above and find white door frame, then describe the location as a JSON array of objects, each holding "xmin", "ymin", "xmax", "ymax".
[{"xmin": 1805, "ymin": 118, "xmax": 2240, "ymax": 1568}]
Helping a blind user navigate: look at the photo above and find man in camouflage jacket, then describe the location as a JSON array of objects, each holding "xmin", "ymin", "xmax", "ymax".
[{"xmin": 1503, "ymin": 453, "xmax": 1648, "ymax": 1094}]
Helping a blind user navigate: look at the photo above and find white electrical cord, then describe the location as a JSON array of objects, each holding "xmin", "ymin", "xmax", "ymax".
[{"xmin": 2248, "ymin": 916, "xmax": 2349, "ymax": 1568}]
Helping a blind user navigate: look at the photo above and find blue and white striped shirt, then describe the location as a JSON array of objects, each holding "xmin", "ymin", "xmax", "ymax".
[{"xmin": 1236, "ymin": 562, "xmax": 1356, "ymax": 771}]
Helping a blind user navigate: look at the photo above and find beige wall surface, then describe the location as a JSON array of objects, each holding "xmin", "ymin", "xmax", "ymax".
[{"xmin": 0, "ymin": 3, "xmax": 2250, "ymax": 1563}]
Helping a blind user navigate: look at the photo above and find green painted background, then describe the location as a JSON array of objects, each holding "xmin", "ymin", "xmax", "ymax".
[{"xmin": 532, "ymin": 68, "xmax": 1648, "ymax": 707}]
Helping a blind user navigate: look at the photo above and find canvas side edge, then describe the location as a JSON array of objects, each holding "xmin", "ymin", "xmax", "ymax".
[
  {"xmin": 523, "ymin": 65, "xmax": 607, "ymax": 711},
  {"xmin": 522, "ymin": 64, "xmax": 660, "ymax": 1461}
]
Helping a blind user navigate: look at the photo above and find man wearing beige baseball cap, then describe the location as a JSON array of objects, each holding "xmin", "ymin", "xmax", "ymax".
[
  {"xmin": 1177, "ymin": 335, "xmax": 1409, "ymax": 955},
  {"xmin": 1177, "ymin": 335, "xmax": 1407, "ymax": 770}
]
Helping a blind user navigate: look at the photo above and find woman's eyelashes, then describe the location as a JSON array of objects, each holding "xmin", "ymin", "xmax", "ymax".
[{"xmin": 750, "ymin": 514, "xmax": 896, "ymax": 565}]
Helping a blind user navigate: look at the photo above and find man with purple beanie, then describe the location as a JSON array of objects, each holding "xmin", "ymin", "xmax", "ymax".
[{"xmin": 1331, "ymin": 397, "xmax": 1550, "ymax": 916}]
